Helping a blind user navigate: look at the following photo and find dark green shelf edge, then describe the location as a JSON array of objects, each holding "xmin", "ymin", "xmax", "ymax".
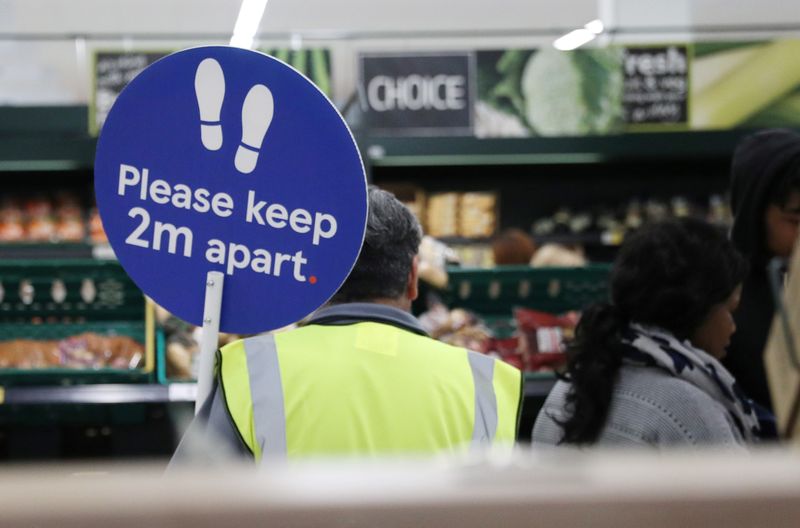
[
  {"xmin": 358, "ymin": 129, "xmax": 775, "ymax": 167},
  {"xmin": 439, "ymin": 234, "xmax": 622, "ymax": 247},
  {"xmin": 0, "ymin": 105, "xmax": 792, "ymax": 171},
  {"xmin": 0, "ymin": 106, "xmax": 88, "ymax": 134},
  {"xmin": 0, "ymin": 383, "xmax": 196, "ymax": 405},
  {"xmin": 523, "ymin": 372, "xmax": 556, "ymax": 398},
  {"xmin": 0, "ymin": 375, "xmax": 552, "ymax": 405},
  {"xmin": 0, "ymin": 244, "xmax": 115, "ymax": 260},
  {"xmin": 0, "ymin": 105, "xmax": 96, "ymax": 171},
  {"xmin": 0, "ymin": 136, "xmax": 97, "ymax": 171}
]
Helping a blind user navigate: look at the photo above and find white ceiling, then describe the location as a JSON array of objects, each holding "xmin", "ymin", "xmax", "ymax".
[
  {"xmin": 2, "ymin": 0, "xmax": 799, "ymax": 36},
  {"xmin": 1, "ymin": 0, "xmax": 799, "ymax": 105},
  {"xmin": 0, "ymin": 0, "xmax": 596, "ymax": 35}
]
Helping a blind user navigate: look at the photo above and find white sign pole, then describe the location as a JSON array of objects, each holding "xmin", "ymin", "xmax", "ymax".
[{"xmin": 195, "ymin": 271, "xmax": 225, "ymax": 415}]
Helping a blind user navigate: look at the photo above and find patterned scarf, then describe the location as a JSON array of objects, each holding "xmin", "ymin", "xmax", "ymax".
[{"xmin": 621, "ymin": 323, "xmax": 760, "ymax": 442}]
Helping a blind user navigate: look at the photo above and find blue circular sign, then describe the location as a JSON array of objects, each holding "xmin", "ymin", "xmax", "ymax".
[{"xmin": 95, "ymin": 46, "xmax": 367, "ymax": 334}]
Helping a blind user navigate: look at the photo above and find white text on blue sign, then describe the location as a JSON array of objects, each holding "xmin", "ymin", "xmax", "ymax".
[{"xmin": 117, "ymin": 164, "xmax": 338, "ymax": 280}]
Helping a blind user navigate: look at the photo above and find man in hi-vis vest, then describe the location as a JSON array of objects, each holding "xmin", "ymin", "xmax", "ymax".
[{"xmin": 171, "ymin": 187, "xmax": 522, "ymax": 465}]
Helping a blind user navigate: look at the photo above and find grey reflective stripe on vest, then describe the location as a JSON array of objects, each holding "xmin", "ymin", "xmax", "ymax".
[
  {"xmin": 467, "ymin": 351, "xmax": 498, "ymax": 446},
  {"xmin": 243, "ymin": 336, "xmax": 287, "ymax": 459}
]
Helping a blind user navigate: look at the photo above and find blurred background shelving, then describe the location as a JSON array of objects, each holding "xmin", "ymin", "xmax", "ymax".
[{"xmin": 3, "ymin": 0, "xmax": 800, "ymax": 459}]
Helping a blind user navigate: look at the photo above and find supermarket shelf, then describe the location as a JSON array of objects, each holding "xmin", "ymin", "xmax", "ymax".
[
  {"xmin": 440, "ymin": 233, "xmax": 623, "ymax": 247},
  {"xmin": 0, "ymin": 106, "xmax": 766, "ymax": 172},
  {"xmin": 360, "ymin": 130, "xmax": 755, "ymax": 167},
  {"xmin": 438, "ymin": 236, "xmax": 493, "ymax": 245},
  {"xmin": 0, "ymin": 243, "xmax": 115, "ymax": 260},
  {"xmin": 532, "ymin": 226, "xmax": 730, "ymax": 249},
  {"xmin": 0, "ymin": 375, "xmax": 552, "ymax": 405},
  {"xmin": 533, "ymin": 232, "xmax": 624, "ymax": 247},
  {"xmin": 0, "ymin": 106, "xmax": 96, "ymax": 172},
  {"xmin": 0, "ymin": 134, "xmax": 96, "ymax": 172},
  {"xmin": 0, "ymin": 383, "xmax": 197, "ymax": 405},
  {"xmin": 0, "ymin": 106, "xmax": 88, "ymax": 135}
]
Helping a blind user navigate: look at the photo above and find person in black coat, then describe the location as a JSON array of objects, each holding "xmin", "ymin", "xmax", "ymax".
[{"xmin": 725, "ymin": 129, "xmax": 800, "ymax": 431}]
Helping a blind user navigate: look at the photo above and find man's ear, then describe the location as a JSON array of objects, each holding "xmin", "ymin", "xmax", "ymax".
[{"xmin": 407, "ymin": 255, "xmax": 420, "ymax": 301}]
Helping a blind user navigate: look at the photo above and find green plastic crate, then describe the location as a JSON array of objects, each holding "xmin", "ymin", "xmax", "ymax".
[
  {"xmin": 0, "ymin": 321, "xmax": 151, "ymax": 386},
  {"xmin": 155, "ymin": 327, "xmax": 183, "ymax": 385},
  {"xmin": 0, "ymin": 259, "xmax": 143, "ymax": 322},
  {"xmin": 0, "ymin": 259, "xmax": 154, "ymax": 386},
  {"xmin": 441, "ymin": 264, "xmax": 612, "ymax": 316}
]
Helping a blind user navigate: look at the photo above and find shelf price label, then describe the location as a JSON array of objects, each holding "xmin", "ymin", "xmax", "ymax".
[{"xmin": 95, "ymin": 46, "xmax": 367, "ymax": 334}]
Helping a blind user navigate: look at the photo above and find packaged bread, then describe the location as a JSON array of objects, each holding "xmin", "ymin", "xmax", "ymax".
[
  {"xmin": 26, "ymin": 216, "xmax": 57, "ymax": 241},
  {"xmin": 0, "ymin": 217, "xmax": 25, "ymax": 242},
  {"xmin": 459, "ymin": 192, "xmax": 497, "ymax": 238},
  {"xmin": 56, "ymin": 217, "xmax": 86, "ymax": 242},
  {"xmin": 379, "ymin": 184, "xmax": 427, "ymax": 231},
  {"xmin": 426, "ymin": 193, "xmax": 459, "ymax": 238},
  {"xmin": 0, "ymin": 339, "xmax": 61, "ymax": 368},
  {"xmin": 89, "ymin": 208, "xmax": 108, "ymax": 243},
  {"xmin": 0, "ymin": 333, "xmax": 144, "ymax": 370}
]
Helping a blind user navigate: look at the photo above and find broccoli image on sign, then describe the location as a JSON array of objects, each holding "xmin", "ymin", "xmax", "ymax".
[{"xmin": 475, "ymin": 48, "xmax": 624, "ymax": 137}]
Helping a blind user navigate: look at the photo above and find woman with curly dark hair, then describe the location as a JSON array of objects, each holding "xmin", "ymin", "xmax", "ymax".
[{"xmin": 532, "ymin": 218, "xmax": 761, "ymax": 448}]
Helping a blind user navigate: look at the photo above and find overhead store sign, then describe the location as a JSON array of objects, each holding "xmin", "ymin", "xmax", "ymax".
[
  {"xmin": 91, "ymin": 48, "xmax": 332, "ymax": 136},
  {"xmin": 92, "ymin": 51, "xmax": 166, "ymax": 136},
  {"xmin": 359, "ymin": 53, "xmax": 474, "ymax": 135},
  {"xmin": 94, "ymin": 46, "xmax": 367, "ymax": 334},
  {"xmin": 353, "ymin": 41, "xmax": 800, "ymax": 137},
  {"xmin": 622, "ymin": 45, "xmax": 689, "ymax": 127},
  {"xmin": 689, "ymin": 40, "xmax": 800, "ymax": 130},
  {"xmin": 91, "ymin": 41, "xmax": 800, "ymax": 140},
  {"xmin": 476, "ymin": 48, "xmax": 626, "ymax": 137}
]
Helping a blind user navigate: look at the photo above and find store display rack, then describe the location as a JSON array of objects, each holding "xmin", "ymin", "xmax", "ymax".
[
  {"xmin": 360, "ymin": 130, "xmax": 752, "ymax": 168},
  {"xmin": 0, "ymin": 259, "xmax": 154, "ymax": 391},
  {"xmin": 0, "ymin": 105, "xmax": 745, "ymax": 450},
  {"xmin": 0, "ymin": 106, "xmax": 755, "ymax": 173},
  {"xmin": 533, "ymin": 232, "xmax": 623, "ymax": 247},
  {"xmin": 0, "ymin": 243, "xmax": 115, "ymax": 260},
  {"xmin": 441, "ymin": 264, "xmax": 611, "ymax": 316},
  {"xmin": 0, "ymin": 106, "xmax": 95, "ymax": 171},
  {"xmin": 0, "ymin": 382, "xmax": 196, "ymax": 405},
  {"xmin": 0, "ymin": 375, "xmax": 551, "ymax": 406}
]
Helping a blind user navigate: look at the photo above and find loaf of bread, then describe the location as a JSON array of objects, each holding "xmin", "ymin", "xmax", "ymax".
[
  {"xmin": 459, "ymin": 192, "xmax": 497, "ymax": 238},
  {"xmin": 0, "ymin": 333, "xmax": 144, "ymax": 369},
  {"xmin": 426, "ymin": 193, "xmax": 459, "ymax": 238}
]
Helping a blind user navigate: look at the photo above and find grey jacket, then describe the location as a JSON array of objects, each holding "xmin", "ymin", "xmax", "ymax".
[{"xmin": 532, "ymin": 365, "xmax": 747, "ymax": 449}]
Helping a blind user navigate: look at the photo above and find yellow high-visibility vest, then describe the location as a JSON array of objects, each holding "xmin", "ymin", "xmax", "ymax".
[{"xmin": 218, "ymin": 321, "xmax": 523, "ymax": 461}]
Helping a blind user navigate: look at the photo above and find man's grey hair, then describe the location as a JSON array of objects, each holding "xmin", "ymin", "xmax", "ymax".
[{"xmin": 331, "ymin": 186, "xmax": 422, "ymax": 303}]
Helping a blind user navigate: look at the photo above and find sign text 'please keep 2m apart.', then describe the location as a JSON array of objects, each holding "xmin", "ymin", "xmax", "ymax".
[
  {"xmin": 95, "ymin": 47, "xmax": 367, "ymax": 334},
  {"xmin": 117, "ymin": 164, "xmax": 338, "ymax": 280}
]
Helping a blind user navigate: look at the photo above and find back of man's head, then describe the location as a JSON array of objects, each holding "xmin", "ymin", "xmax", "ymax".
[{"xmin": 331, "ymin": 186, "xmax": 422, "ymax": 304}]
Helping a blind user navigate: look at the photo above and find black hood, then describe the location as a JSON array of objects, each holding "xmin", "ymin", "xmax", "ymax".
[{"xmin": 730, "ymin": 128, "xmax": 800, "ymax": 266}]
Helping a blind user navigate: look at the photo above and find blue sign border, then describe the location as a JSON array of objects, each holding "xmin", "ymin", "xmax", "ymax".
[{"xmin": 95, "ymin": 46, "xmax": 367, "ymax": 334}]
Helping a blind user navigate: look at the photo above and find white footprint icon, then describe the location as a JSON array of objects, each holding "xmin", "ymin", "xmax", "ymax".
[
  {"xmin": 195, "ymin": 58, "xmax": 225, "ymax": 151},
  {"xmin": 235, "ymin": 84, "xmax": 274, "ymax": 174}
]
